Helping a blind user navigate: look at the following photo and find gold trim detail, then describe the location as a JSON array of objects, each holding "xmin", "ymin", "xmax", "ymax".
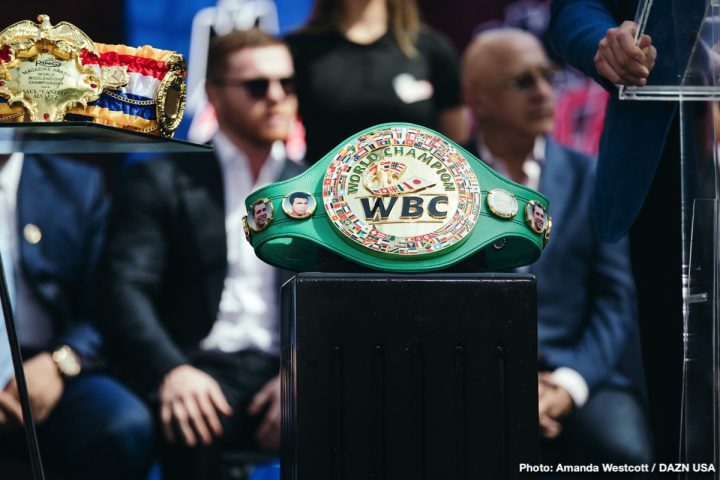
[
  {"xmin": 242, "ymin": 215, "xmax": 251, "ymax": 243},
  {"xmin": 104, "ymin": 89, "xmax": 155, "ymax": 106},
  {"xmin": 156, "ymin": 63, "xmax": 186, "ymax": 138},
  {"xmin": 544, "ymin": 216, "xmax": 552, "ymax": 246},
  {"xmin": 0, "ymin": 15, "xmax": 102, "ymax": 122},
  {"xmin": 486, "ymin": 189, "xmax": 518, "ymax": 219}
]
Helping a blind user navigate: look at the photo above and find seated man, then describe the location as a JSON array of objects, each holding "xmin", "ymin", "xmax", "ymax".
[
  {"xmin": 0, "ymin": 153, "xmax": 153, "ymax": 479},
  {"xmin": 99, "ymin": 28, "xmax": 302, "ymax": 480},
  {"xmin": 461, "ymin": 29, "xmax": 652, "ymax": 468}
]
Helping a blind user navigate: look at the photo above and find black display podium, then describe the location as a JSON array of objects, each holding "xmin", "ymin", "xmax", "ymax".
[{"xmin": 281, "ymin": 273, "xmax": 539, "ymax": 480}]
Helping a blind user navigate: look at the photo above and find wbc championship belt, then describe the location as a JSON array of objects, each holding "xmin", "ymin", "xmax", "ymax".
[
  {"xmin": 0, "ymin": 15, "xmax": 185, "ymax": 137},
  {"xmin": 243, "ymin": 123, "xmax": 551, "ymax": 273}
]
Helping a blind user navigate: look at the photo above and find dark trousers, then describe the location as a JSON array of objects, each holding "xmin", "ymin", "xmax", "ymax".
[
  {"xmin": 542, "ymin": 387, "xmax": 653, "ymax": 478},
  {"xmin": 159, "ymin": 349, "xmax": 279, "ymax": 480},
  {"xmin": 0, "ymin": 372, "xmax": 154, "ymax": 480},
  {"xmin": 630, "ymin": 121, "xmax": 683, "ymax": 463}
]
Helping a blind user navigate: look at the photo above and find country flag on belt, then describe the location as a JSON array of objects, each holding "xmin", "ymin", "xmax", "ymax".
[
  {"xmin": 364, "ymin": 161, "xmax": 435, "ymax": 196},
  {"xmin": 69, "ymin": 43, "xmax": 185, "ymax": 133}
]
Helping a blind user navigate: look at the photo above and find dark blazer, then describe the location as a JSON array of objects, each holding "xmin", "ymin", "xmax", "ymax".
[
  {"xmin": 467, "ymin": 139, "xmax": 644, "ymax": 395},
  {"xmin": 548, "ymin": 0, "xmax": 704, "ymax": 241},
  {"xmin": 532, "ymin": 140, "xmax": 644, "ymax": 394},
  {"xmin": 99, "ymin": 151, "xmax": 304, "ymax": 389},
  {"xmin": 17, "ymin": 155, "xmax": 108, "ymax": 364}
]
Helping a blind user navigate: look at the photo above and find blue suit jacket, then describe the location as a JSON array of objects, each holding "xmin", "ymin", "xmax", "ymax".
[
  {"xmin": 467, "ymin": 138, "xmax": 645, "ymax": 394},
  {"xmin": 15, "ymin": 155, "xmax": 108, "ymax": 365},
  {"xmin": 531, "ymin": 139, "xmax": 645, "ymax": 394},
  {"xmin": 548, "ymin": 0, "xmax": 704, "ymax": 241}
]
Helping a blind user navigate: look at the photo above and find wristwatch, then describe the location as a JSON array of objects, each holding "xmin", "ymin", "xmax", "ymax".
[{"xmin": 51, "ymin": 345, "xmax": 82, "ymax": 379}]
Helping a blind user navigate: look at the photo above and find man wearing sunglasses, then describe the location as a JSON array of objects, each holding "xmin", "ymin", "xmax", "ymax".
[
  {"xmin": 462, "ymin": 28, "xmax": 651, "ymax": 470},
  {"xmin": 100, "ymin": 28, "xmax": 303, "ymax": 480}
]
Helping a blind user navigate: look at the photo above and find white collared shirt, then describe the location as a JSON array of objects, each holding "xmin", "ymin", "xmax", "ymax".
[
  {"xmin": 476, "ymin": 135, "xmax": 545, "ymax": 191},
  {"xmin": 199, "ymin": 131, "xmax": 285, "ymax": 356},
  {"xmin": 0, "ymin": 153, "xmax": 54, "ymax": 349}
]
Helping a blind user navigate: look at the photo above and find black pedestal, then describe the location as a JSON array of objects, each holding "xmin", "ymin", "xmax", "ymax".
[{"xmin": 281, "ymin": 273, "xmax": 539, "ymax": 480}]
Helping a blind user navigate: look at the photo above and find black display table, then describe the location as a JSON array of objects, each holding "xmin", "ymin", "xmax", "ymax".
[{"xmin": 281, "ymin": 273, "xmax": 539, "ymax": 480}]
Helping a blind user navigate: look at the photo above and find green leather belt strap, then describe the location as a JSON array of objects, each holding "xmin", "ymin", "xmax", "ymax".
[{"xmin": 243, "ymin": 123, "xmax": 550, "ymax": 273}]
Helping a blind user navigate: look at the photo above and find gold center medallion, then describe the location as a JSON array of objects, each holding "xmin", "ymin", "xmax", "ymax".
[{"xmin": 322, "ymin": 125, "xmax": 481, "ymax": 257}]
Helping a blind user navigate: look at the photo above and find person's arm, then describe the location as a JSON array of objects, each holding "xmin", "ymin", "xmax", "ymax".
[
  {"xmin": 98, "ymin": 159, "xmax": 187, "ymax": 385},
  {"xmin": 549, "ymin": 0, "xmax": 621, "ymax": 84},
  {"xmin": 537, "ymin": 158, "xmax": 638, "ymax": 436},
  {"xmin": 537, "ymin": 232, "xmax": 637, "ymax": 438},
  {"xmin": 4, "ymin": 161, "xmax": 109, "ymax": 425},
  {"xmin": 57, "ymin": 165, "xmax": 108, "ymax": 369},
  {"xmin": 99, "ymin": 159, "xmax": 232, "ymax": 448},
  {"xmin": 549, "ymin": 0, "xmax": 654, "ymax": 88},
  {"xmin": 546, "ymin": 235, "xmax": 638, "ymax": 393}
]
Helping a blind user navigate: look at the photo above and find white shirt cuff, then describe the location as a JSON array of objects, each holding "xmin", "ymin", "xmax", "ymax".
[{"xmin": 551, "ymin": 367, "xmax": 589, "ymax": 408}]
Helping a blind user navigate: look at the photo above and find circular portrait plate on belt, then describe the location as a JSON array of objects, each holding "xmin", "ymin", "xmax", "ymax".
[{"xmin": 322, "ymin": 125, "xmax": 481, "ymax": 258}]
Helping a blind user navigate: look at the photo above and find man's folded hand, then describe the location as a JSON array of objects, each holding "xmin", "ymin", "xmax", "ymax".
[
  {"xmin": 159, "ymin": 364, "xmax": 233, "ymax": 447},
  {"xmin": 595, "ymin": 20, "xmax": 657, "ymax": 86}
]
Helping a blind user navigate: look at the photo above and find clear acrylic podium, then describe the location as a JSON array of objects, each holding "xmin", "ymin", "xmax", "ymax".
[{"xmin": 623, "ymin": 1, "xmax": 720, "ymax": 475}]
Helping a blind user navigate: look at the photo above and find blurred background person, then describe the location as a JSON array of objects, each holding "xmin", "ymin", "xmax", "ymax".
[
  {"xmin": 0, "ymin": 153, "xmax": 153, "ymax": 479},
  {"xmin": 99, "ymin": 28, "xmax": 303, "ymax": 480},
  {"xmin": 286, "ymin": 0, "xmax": 467, "ymax": 163},
  {"xmin": 462, "ymin": 29, "xmax": 652, "ymax": 471}
]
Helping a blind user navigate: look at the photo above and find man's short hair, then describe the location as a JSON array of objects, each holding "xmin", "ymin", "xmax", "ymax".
[
  {"xmin": 207, "ymin": 28, "xmax": 286, "ymax": 82},
  {"xmin": 252, "ymin": 199, "xmax": 267, "ymax": 215},
  {"xmin": 289, "ymin": 192, "xmax": 309, "ymax": 204}
]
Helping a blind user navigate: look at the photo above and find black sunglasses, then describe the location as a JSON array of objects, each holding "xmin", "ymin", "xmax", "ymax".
[
  {"xmin": 213, "ymin": 76, "xmax": 296, "ymax": 99},
  {"xmin": 506, "ymin": 67, "xmax": 557, "ymax": 91}
]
